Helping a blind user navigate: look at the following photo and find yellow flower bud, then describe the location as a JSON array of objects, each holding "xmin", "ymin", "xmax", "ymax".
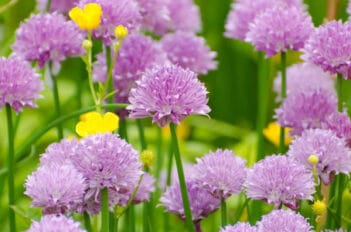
[
  {"xmin": 140, "ymin": 150, "xmax": 155, "ymax": 168},
  {"xmin": 69, "ymin": 3, "xmax": 102, "ymax": 31},
  {"xmin": 114, "ymin": 25, "xmax": 128, "ymax": 40},
  {"xmin": 263, "ymin": 122, "xmax": 292, "ymax": 147},
  {"xmin": 82, "ymin": 39, "xmax": 93, "ymax": 50},
  {"xmin": 312, "ymin": 200, "xmax": 327, "ymax": 215},
  {"xmin": 308, "ymin": 154, "xmax": 319, "ymax": 165}
]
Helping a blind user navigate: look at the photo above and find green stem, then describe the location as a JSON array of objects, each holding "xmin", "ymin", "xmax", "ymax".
[
  {"xmin": 128, "ymin": 206, "xmax": 136, "ymax": 232},
  {"xmin": 221, "ymin": 199, "xmax": 227, "ymax": 227},
  {"xmin": 233, "ymin": 198, "xmax": 250, "ymax": 224},
  {"xmin": 101, "ymin": 188, "xmax": 109, "ymax": 232},
  {"xmin": 155, "ymin": 127, "xmax": 163, "ymax": 180},
  {"xmin": 84, "ymin": 212, "xmax": 92, "ymax": 232},
  {"xmin": 170, "ymin": 123, "xmax": 195, "ymax": 232},
  {"xmin": 279, "ymin": 52, "xmax": 287, "ymax": 154},
  {"xmin": 109, "ymin": 212, "xmax": 115, "ymax": 232},
  {"xmin": 164, "ymin": 141, "xmax": 173, "ymax": 232},
  {"xmin": 85, "ymin": 34, "xmax": 99, "ymax": 111},
  {"xmin": 49, "ymin": 62, "xmax": 64, "ymax": 139},
  {"xmin": 45, "ymin": 0, "xmax": 51, "ymax": 11},
  {"xmin": 118, "ymin": 119, "xmax": 128, "ymax": 141},
  {"xmin": 6, "ymin": 104, "xmax": 16, "ymax": 232},
  {"xmin": 137, "ymin": 119, "xmax": 147, "ymax": 150}
]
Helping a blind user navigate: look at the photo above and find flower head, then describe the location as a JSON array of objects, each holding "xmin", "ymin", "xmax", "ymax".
[
  {"xmin": 246, "ymin": 155, "xmax": 315, "ymax": 209},
  {"xmin": 0, "ymin": 57, "xmax": 43, "ymax": 112},
  {"xmin": 312, "ymin": 200, "xmax": 327, "ymax": 215},
  {"xmin": 246, "ymin": 5, "xmax": 313, "ymax": 57},
  {"xmin": 69, "ymin": 3, "xmax": 103, "ymax": 31},
  {"xmin": 167, "ymin": 0, "xmax": 201, "ymax": 33},
  {"xmin": 192, "ymin": 149, "xmax": 247, "ymax": 199},
  {"xmin": 128, "ymin": 65, "xmax": 210, "ymax": 127},
  {"xmin": 288, "ymin": 129, "xmax": 351, "ymax": 184},
  {"xmin": 257, "ymin": 209, "xmax": 312, "ymax": 232},
  {"xmin": 220, "ymin": 222, "xmax": 257, "ymax": 232},
  {"xmin": 25, "ymin": 163, "xmax": 86, "ymax": 214},
  {"xmin": 322, "ymin": 111, "xmax": 351, "ymax": 146},
  {"xmin": 133, "ymin": 173, "xmax": 155, "ymax": 204},
  {"xmin": 13, "ymin": 13, "xmax": 84, "ymax": 68},
  {"xmin": 161, "ymin": 32, "xmax": 217, "ymax": 75},
  {"xmin": 303, "ymin": 20, "xmax": 351, "ymax": 79},
  {"xmin": 114, "ymin": 25, "xmax": 128, "ymax": 40},
  {"xmin": 27, "ymin": 214, "xmax": 85, "ymax": 232},
  {"xmin": 39, "ymin": 139, "xmax": 79, "ymax": 166},
  {"xmin": 37, "ymin": 0, "xmax": 79, "ymax": 13}
]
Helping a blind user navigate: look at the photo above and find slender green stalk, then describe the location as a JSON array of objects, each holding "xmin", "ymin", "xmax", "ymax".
[
  {"xmin": 233, "ymin": 198, "xmax": 250, "ymax": 224},
  {"xmin": 45, "ymin": 0, "xmax": 51, "ymax": 11},
  {"xmin": 221, "ymin": 199, "xmax": 227, "ymax": 227},
  {"xmin": 164, "ymin": 141, "xmax": 173, "ymax": 232},
  {"xmin": 6, "ymin": 104, "xmax": 16, "ymax": 232},
  {"xmin": 170, "ymin": 123, "xmax": 195, "ymax": 232},
  {"xmin": 109, "ymin": 212, "xmax": 115, "ymax": 232},
  {"xmin": 279, "ymin": 52, "xmax": 287, "ymax": 153},
  {"xmin": 128, "ymin": 206, "xmax": 136, "ymax": 232},
  {"xmin": 137, "ymin": 119, "xmax": 147, "ymax": 150},
  {"xmin": 84, "ymin": 212, "xmax": 92, "ymax": 232},
  {"xmin": 118, "ymin": 119, "xmax": 128, "ymax": 141},
  {"xmin": 155, "ymin": 127, "xmax": 163, "ymax": 180},
  {"xmin": 101, "ymin": 188, "xmax": 109, "ymax": 232},
  {"xmin": 48, "ymin": 62, "xmax": 64, "ymax": 139}
]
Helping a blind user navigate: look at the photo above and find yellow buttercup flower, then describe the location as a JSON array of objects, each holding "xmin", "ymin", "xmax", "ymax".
[
  {"xmin": 263, "ymin": 122, "xmax": 292, "ymax": 147},
  {"xmin": 76, "ymin": 111, "xmax": 119, "ymax": 137},
  {"xmin": 114, "ymin": 25, "xmax": 128, "ymax": 40},
  {"xmin": 69, "ymin": 3, "xmax": 102, "ymax": 31},
  {"xmin": 140, "ymin": 150, "xmax": 154, "ymax": 168},
  {"xmin": 312, "ymin": 200, "xmax": 327, "ymax": 215}
]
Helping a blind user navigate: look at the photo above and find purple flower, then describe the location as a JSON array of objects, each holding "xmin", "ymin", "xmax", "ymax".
[
  {"xmin": 167, "ymin": 0, "xmax": 201, "ymax": 33},
  {"xmin": 70, "ymin": 133, "xmax": 142, "ymax": 213},
  {"xmin": 246, "ymin": 5, "xmax": 313, "ymax": 57},
  {"xmin": 37, "ymin": 0, "xmax": 79, "ymax": 13},
  {"xmin": 303, "ymin": 20, "xmax": 351, "ymax": 79},
  {"xmin": 78, "ymin": 0, "xmax": 141, "ymax": 44},
  {"xmin": 13, "ymin": 13, "xmax": 84, "ymax": 68},
  {"xmin": 27, "ymin": 214, "xmax": 85, "ymax": 232},
  {"xmin": 257, "ymin": 209, "xmax": 312, "ymax": 232},
  {"xmin": 39, "ymin": 139, "xmax": 79, "ymax": 166},
  {"xmin": 322, "ymin": 111, "xmax": 351, "ymax": 146},
  {"xmin": 275, "ymin": 88, "xmax": 338, "ymax": 135},
  {"xmin": 161, "ymin": 32, "xmax": 217, "ymax": 75},
  {"xmin": 274, "ymin": 62, "xmax": 335, "ymax": 101},
  {"xmin": 246, "ymin": 155, "xmax": 315, "ymax": 209},
  {"xmin": 160, "ymin": 179, "xmax": 220, "ymax": 222},
  {"xmin": 132, "ymin": 173, "xmax": 155, "ymax": 204},
  {"xmin": 25, "ymin": 163, "xmax": 86, "ymax": 214},
  {"xmin": 224, "ymin": 0, "xmax": 306, "ymax": 40},
  {"xmin": 137, "ymin": 0, "xmax": 171, "ymax": 35},
  {"xmin": 288, "ymin": 129, "xmax": 351, "ymax": 184},
  {"xmin": 193, "ymin": 149, "xmax": 247, "ymax": 199},
  {"xmin": 0, "ymin": 57, "xmax": 43, "ymax": 112},
  {"xmin": 128, "ymin": 65, "xmax": 210, "ymax": 127},
  {"xmin": 220, "ymin": 222, "xmax": 257, "ymax": 232}
]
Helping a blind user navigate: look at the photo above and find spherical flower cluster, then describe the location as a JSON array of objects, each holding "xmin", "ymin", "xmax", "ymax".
[
  {"xmin": 167, "ymin": 0, "xmax": 201, "ymax": 33},
  {"xmin": 133, "ymin": 173, "xmax": 155, "ymax": 204},
  {"xmin": 27, "ymin": 215, "xmax": 86, "ymax": 232},
  {"xmin": 161, "ymin": 32, "xmax": 217, "ymax": 75},
  {"xmin": 137, "ymin": 0, "xmax": 171, "ymax": 35},
  {"xmin": 303, "ymin": 20, "xmax": 351, "ymax": 79},
  {"xmin": 13, "ymin": 13, "xmax": 84, "ymax": 68},
  {"xmin": 193, "ymin": 149, "xmax": 247, "ymax": 199},
  {"xmin": 25, "ymin": 163, "xmax": 86, "ymax": 214},
  {"xmin": 37, "ymin": 0, "xmax": 78, "ymax": 13},
  {"xmin": 246, "ymin": 5, "xmax": 313, "ymax": 57},
  {"xmin": 257, "ymin": 209, "xmax": 312, "ymax": 232},
  {"xmin": 160, "ymin": 180, "xmax": 220, "ymax": 222},
  {"xmin": 0, "ymin": 57, "xmax": 43, "ymax": 112},
  {"xmin": 274, "ymin": 62, "xmax": 335, "ymax": 101},
  {"xmin": 220, "ymin": 222, "xmax": 257, "ymax": 232},
  {"xmin": 128, "ymin": 65, "xmax": 210, "ymax": 127},
  {"xmin": 323, "ymin": 111, "xmax": 351, "ymax": 146},
  {"xmin": 246, "ymin": 155, "xmax": 315, "ymax": 209},
  {"xmin": 275, "ymin": 88, "xmax": 338, "ymax": 135},
  {"xmin": 288, "ymin": 129, "xmax": 351, "ymax": 184},
  {"xmin": 78, "ymin": 0, "xmax": 141, "ymax": 44},
  {"xmin": 39, "ymin": 139, "xmax": 79, "ymax": 166}
]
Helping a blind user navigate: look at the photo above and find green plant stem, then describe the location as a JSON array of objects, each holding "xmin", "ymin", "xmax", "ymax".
[
  {"xmin": 85, "ymin": 33, "xmax": 99, "ymax": 111},
  {"xmin": 221, "ymin": 199, "xmax": 227, "ymax": 227},
  {"xmin": 101, "ymin": 188, "xmax": 109, "ymax": 232},
  {"xmin": 109, "ymin": 212, "xmax": 115, "ymax": 232},
  {"xmin": 49, "ymin": 65, "xmax": 64, "ymax": 139},
  {"xmin": 279, "ymin": 52, "xmax": 287, "ymax": 153},
  {"xmin": 164, "ymin": 141, "xmax": 173, "ymax": 232},
  {"xmin": 84, "ymin": 212, "xmax": 92, "ymax": 232},
  {"xmin": 233, "ymin": 198, "xmax": 250, "ymax": 224},
  {"xmin": 6, "ymin": 104, "xmax": 16, "ymax": 232},
  {"xmin": 45, "ymin": 0, "xmax": 51, "ymax": 11},
  {"xmin": 137, "ymin": 119, "xmax": 147, "ymax": 150},
  {"xmin": 170, "ymin": 123, "xmax": 195, "ymax": 232},
  {"xmin": 118, "ymin": 119, "xmax": 128, "ymax": 141},
  {"xmin": 155, "ymin": 127, "xmax": 163, "ymax": 180}
]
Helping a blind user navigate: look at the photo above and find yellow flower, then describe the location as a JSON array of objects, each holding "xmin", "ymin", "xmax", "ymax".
[
  {"xmin": 69, "ymin": 3, "xmax": 102, "ymax": 31},
  {"xmin": 308, "ymin": 154, "xmax": 319, "ymax": 165},
  {"xmin": 76, "ymin": 111, "xmax": 119, "ymax": 137},
  {"xmin": 312, "ymin": 200, "xmax": 327, "ymax": 215},
  {"xmin": 114, "ymin": 25, "xmax": 128, "ymax": 40},
  {"xmin": 162, "ymin": 122, "xmax": 190, "ymax": 140},
  {"xmin": 140, "ymin": 150, "xmax": 154, "ymax": 168},
  {"xmin": 263, "ymin": 122, "xmax": 292, "ymax": 147}
]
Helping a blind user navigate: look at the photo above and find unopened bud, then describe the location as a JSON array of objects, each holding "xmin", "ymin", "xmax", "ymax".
[
  {"xmin": 82, "ymin": 39, "xmax": 93, "ymax": 50},
  {"xmin": 312, "ymin": 200, "xmax": 326, "ymax": 215},
  {"xmin": 114, "ymin": 25, "xmax": 128, "ymax": 40},
  {"xmin": 308, "ymin": 154, "xmax": 319, "ymax": 165},
  {"xmin": 140, "ymin": 150, "xmax": 154, "ymax": 168}
]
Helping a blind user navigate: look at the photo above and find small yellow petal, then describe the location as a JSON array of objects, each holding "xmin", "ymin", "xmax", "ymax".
[
  {"xmin": 69, "ymin": 7, "xmax": 86, "ymax": 30},
  {"xmin": 114, "ymin": 25, "xmax": 128, "ymax": 40},
  {"xmin": 69, "ymin": 3, "xmax": 102, "ymax": 30},
  {"xmin": 140, "ymin": 150, "xmax": 154, "ymax": 168},
  {"xmin": 76, "ymin": 121, "xmax": 89, "ymax": 137},
  {"xmin": 312, "ymin": 200, "xmax": 327, "ymax": 215},
  {"xmin": 80, "ymin": 111, "xmax": 101, "ymax": 121},
  {"xmin": 103, "ymin": 112, "xmax": 119, "ymax": 132},
  {"xmin": 263, "ymin": 122, "xmax": 292, "ymax": 147}
]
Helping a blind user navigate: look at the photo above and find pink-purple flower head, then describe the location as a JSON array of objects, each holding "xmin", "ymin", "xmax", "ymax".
[
  {"xmin": 77, "ymin": 0, "xmax": 141, "ymax": 44},
  {"xmin": 161, "ymin": 32, "xmax": 217, "ymax": 75},
  {"xmin": 27, "ymin": 215, "xmax": 86, "ymax": 232},
  {"xmin": 303, "ymin": 20, "xmax": 351, "ymax": 79},
  {"xmin": 193, "ymin": 149, "xmax": 247, "ymax": 199},
  {"xmin": 257, "ymin": 209, "xmax": 312, "ymax": 232},
  {"xmin": 39, "ymin": 138, "xmax": 79, "ymax": 166},
  {"xmin": 323, "ymin": 111, "xmax": 351, "ymax": 146},
  {"xmin": 275, "ymin": 88, "xmax": 338, "ymax": 135},
  {"xmin": 167, "ymin": 0, "xmax": 201, "ymax": 33},
  {"xmin": 288, "ymin": 129, "xmax": 351, "ymax": 185},
  {"xmin": 132, "ymin": 173, "xmax": 155, "ymax": 204},
  {"xmin": 25, "ymin": 162, "xmax": 86, "ymax": 214},
  {"xmin": 0, "ymin": 57, "xmax": 43, "ymax": 112},
  {"xmin": 246, "ymin": 5, "xmax": 313, "ymax": 57},
  {"xmin": 273, "ymin": 62, "xmax": 335, "ymax": 101},
  {"xmin": 220, "ymin": 222, "xmax": 257, "ymax": 232},
  {"xmin": 128, "ymin": 65, "xmax": 210, "ymax": 127},
  {"xmin": 245, "ymin": 155, "xmax": 315, "ymax": 210},
  {"xmin": 13, "ymin": 13, "xmax": 84, "ymax": 68},
  {"xmin": 37, "ymin": 0, "xmax": 78, "ymax": 13}
]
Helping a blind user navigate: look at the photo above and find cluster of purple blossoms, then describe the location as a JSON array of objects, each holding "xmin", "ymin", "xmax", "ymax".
[
  {"xmin": 288, "ymin": 129, "xmax": 351, "ymax": 184},
  {"xmin": 161, "ymin": 32, "xmax": 217, "ymax": 75},
  {"xmin": 12, "ymin": 13, "xmax": 84, "ymax": 68},
  {"xmin": 27, "ymin": 215, "xmax": 85, "ymax": 232},
  {"xmin": 246, "ymin": 4, "xmax": 313, "ymax": 57},
  {"xmin": 220, "ymin": 222, "xmax": 257, "ymax": 232},
  {"xmin": 0, "ymin": 57, "xmax": 43, "ymax": 112},
  {"xmin": 245, "ymin": 155, "xmax": 315, "ymax": 209},
  {"xmin": 128, "ymin": 65, "xmax": 210, "ymax": 127},
  {"xmin": 192, "ymin": 149, "xmax": 247, "ymax": 199},
  {"xmin": 167, "ymin": 0, "xmax": 201, "ymax": 33},
  {"xmin": 303, "ymin": 20, "xmax": 351, "ymax": 79},
  {"xmin": 36, "ymin": 0, "xmax": 78, "ymax": 13}
]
